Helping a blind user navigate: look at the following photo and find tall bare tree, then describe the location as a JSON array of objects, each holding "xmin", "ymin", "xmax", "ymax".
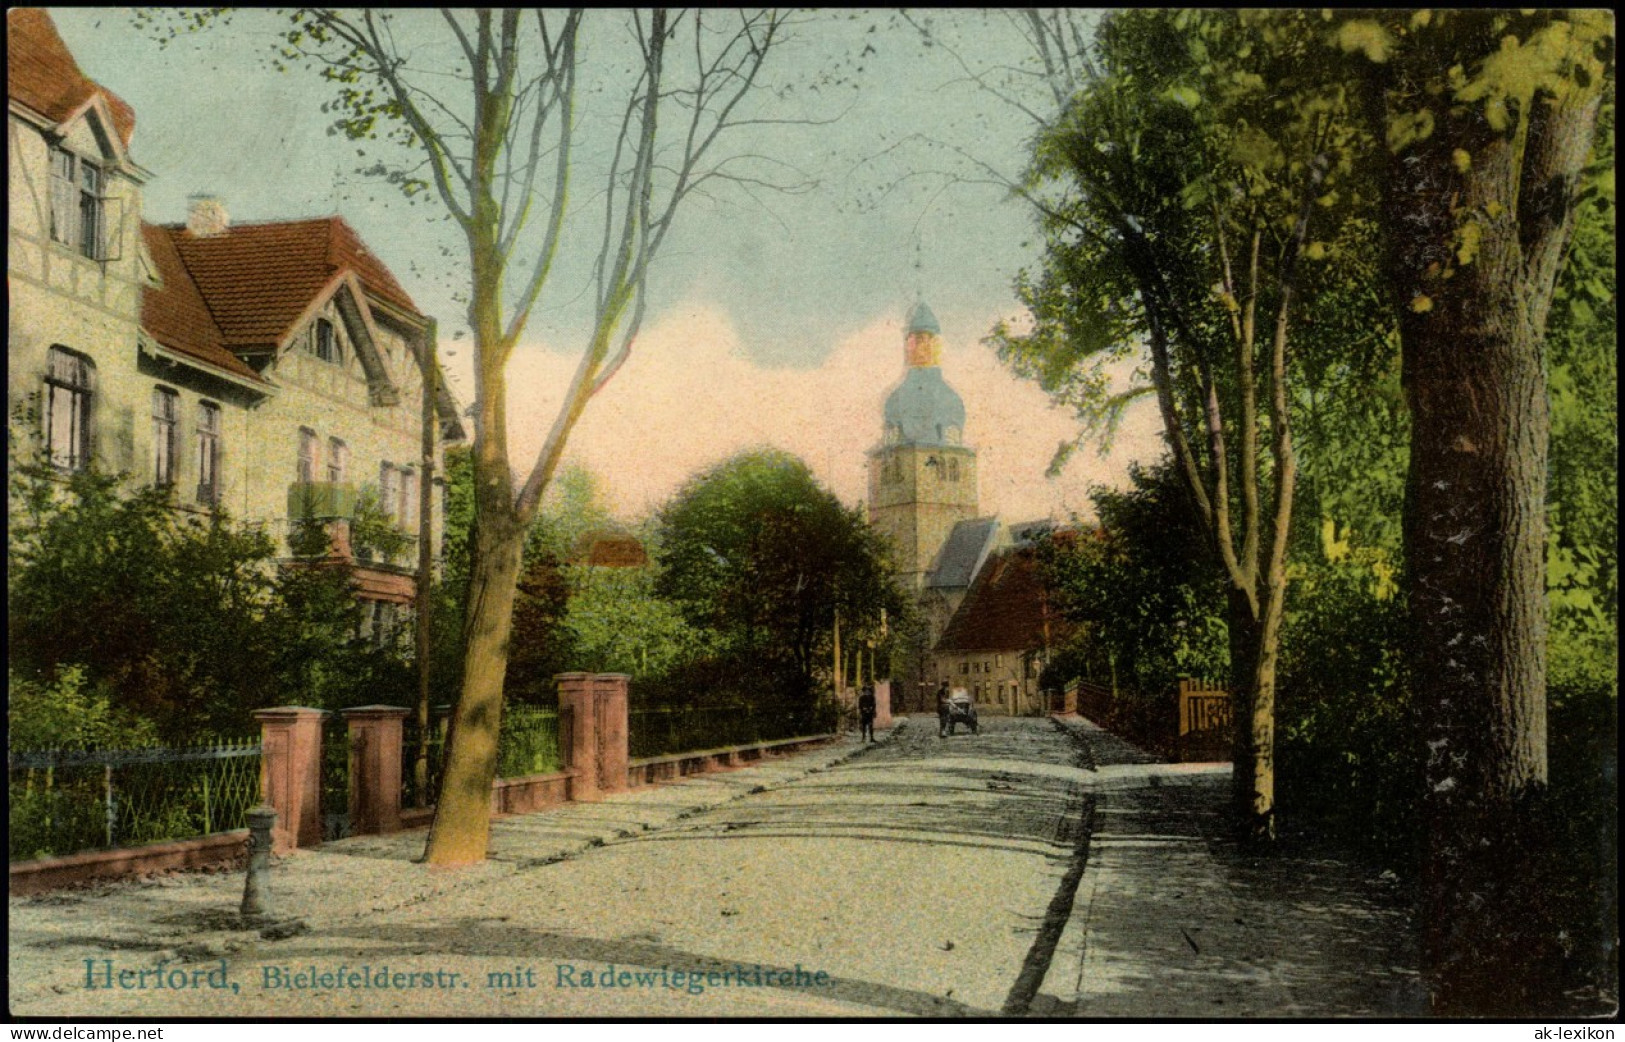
[{"xmin": 218, "ymin": 8, "xmax": 801, "ymax": 864}]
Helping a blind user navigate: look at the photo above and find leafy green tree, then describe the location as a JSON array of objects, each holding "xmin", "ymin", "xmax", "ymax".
[
  {"xmin": 1331, "ymin": 10, "xmax": 1613, "ymax": 1013},
  {"xmin": 7, "ymin": 461, "xmax": 406, "ymax": 740},
  {"xmin": 654, "ymin": 449, "xmax": 907, "ymax": 702},
  {"xmin": 561, "ymin": 561, "xmax": 713, "ymax": 679},
  {"xmin": 1545, "ymin": 94, "xmax": 1617, "ymax": 703},
  {"xmin": 992, "ymin": 9, "xmax": 1378, "ymax": 839},
  {"xmin": 7, "ymin": 666, "xmax": 159, "ymax": 751},
  {"xmin": 1035, "ymin": 459, "xmax": 1229, "ymax": 705}
]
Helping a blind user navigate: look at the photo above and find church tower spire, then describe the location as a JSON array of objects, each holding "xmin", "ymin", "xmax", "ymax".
[{"xmin": 867, "ymin": 300, "xmax": 979, "ymax": 593}]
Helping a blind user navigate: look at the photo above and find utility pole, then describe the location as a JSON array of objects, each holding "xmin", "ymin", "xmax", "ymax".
[{"xmin": 414, "ymin": 322, "xmax": 438, "ymax": 803}]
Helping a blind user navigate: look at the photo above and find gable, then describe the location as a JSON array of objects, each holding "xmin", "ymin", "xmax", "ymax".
[
  {"xmin": 7, "ymin": 9, "xmax": 136, "ymax": 149},
  {"xmin": 280, "ymin": 277, "xmax": 400, "ymax": 407},
  {"xmin": 934, "ymin": 548, "xmax": 1065, "ymax": 654}
]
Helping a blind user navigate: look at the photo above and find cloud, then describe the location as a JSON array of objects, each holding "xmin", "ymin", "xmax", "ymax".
[{"xmin": 441, "ymin": 300, "xmax": 1163, "ymax": 523}]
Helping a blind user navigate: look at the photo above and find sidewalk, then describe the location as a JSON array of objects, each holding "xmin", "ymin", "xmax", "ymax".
[
  {"xmin": 1033, "ymin": 716, "xmax": 1426, "ymax": 1017},
  {"xmin": 8, "ymin": 727, "xmax": 898, "ymax": 1015}
]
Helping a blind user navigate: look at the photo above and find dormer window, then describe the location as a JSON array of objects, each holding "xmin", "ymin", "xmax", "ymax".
[
  {"xmin": 312, "ymin": 319, "xmax": 341, "ymax": 364},
  {"xmin": 49, "ymin": 146, "xmax": 107, "ymax": 260},
  {"xmin": 883, "ymin": 422, "xmax": 902, "ymax": 447},
  {"xmin": 943, "ymin": 425, "xmax": 962, "ymax": 446}
]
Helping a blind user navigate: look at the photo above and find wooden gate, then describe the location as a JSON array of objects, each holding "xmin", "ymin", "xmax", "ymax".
[{"xmin": 1177, "ymin": 677, "xmax": 1231, "ymax": 762}]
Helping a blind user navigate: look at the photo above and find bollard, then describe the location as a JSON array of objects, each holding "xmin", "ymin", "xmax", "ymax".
[{"xmin": 241, "ymin": 805, "xmax": 276, "ymax": 921}]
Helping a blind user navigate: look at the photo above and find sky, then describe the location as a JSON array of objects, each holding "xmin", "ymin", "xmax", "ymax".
[{"xmin": 50, "ymin": 8, "xmax": 1162, "ymax": 523}]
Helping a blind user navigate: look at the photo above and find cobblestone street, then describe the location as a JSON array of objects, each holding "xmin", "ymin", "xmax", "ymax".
[{"xmin": 9, "ymin": 716, "xmax": 1424, "ymax": 1018}]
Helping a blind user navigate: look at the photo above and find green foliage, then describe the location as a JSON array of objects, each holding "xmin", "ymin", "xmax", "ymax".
[
  {"xmin": 654, "ymin": 449, "xmax": 908, "ymax": 700},
  {"xmin": 349, "ymin": 483, "xmax": 412, "ymax": 563},
  {"xmin": 1546, "ymin": 93, "xmax": 1617, "ymax": 701},
  {"xmin": 7, "ymin": 462, "xmax": 409, "ymax": 738},
  {"xmin": 7, "ymin": 666, "xmax": 158, "ymax": 751},
  {"xmin": 561, "ymin": 563, "xmax": 714, "ymax": 679},
  {"xmin": 1036, "ymin": 458, "xmax": 1230, "ymax": 699}
]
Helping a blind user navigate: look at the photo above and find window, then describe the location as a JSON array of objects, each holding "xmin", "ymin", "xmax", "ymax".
[
  {"xmin": 196, "ymin": 402, "xmax": 221, "ymax": 505},
  {"xmin": 297, "ymin": 428, "xmax": 318, "ymax": 483},
  {"xmin": 398, "ymin": 468, "xmax": 416, "ymax": 529},
  {"xmin": 312, "ymin": 319, "xmax": 340, "ymax": 364},
  {"xmin": 151, "ymin": 387, "xmax": 179, "ymax": 485},
  {"xmin": 960, "ymin": 662, "xmax": 969, "ymax": 675},
  {"xmin": 45, "ymin": 346, "xmax": 95, "ymax": 471},
  {"xmin": 326, "ymin": 438, "xmax": 348, "ymax": 484},
  {"xmin": 995, "ymin": 653, "xmax": 1003, "ymax": 669},
  {"xmin": 379, "ymin": 462, "xmax": 398, "ymax": 516},
  {"xmin": 49, "ymin": 147, "xmax": 106, "ymax": 259},
  {"xmin": 363, "ymin": 600, "xmax": 402, "ymax": 648},
  {"xmin": 948, "ymin": 458, "xmax": 960, "ymax": 482}
]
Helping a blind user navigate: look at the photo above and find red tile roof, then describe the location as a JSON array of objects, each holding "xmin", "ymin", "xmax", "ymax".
[
  {"xmin": 934, "ymin": 547, "xmax": 1069, "ymax": 654},
  {"xmin": 575, "ymin": 533, "xmax": 649, "ymax": 568},
  {"xmin": 139, "ymin": 224, "xmax": 264, "ymax": 383},
  {"xmin": 164, "ymin": 217, "xmax": 421, "ymax": 350},
  {"xmin": 7, "ymin": 9, "xmax": 135, "ymax": 147}
]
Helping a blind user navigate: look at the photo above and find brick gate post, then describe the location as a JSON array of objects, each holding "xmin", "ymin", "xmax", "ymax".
[
  {"xmin": 252, "ymin": 707, "xmax": 328, "ymax": 853},
  {"xmin": 592, "ymin": 673, "xmax": 630, "ymax": 794},
  {"xmin": 341, "ymin": 705, "xmax": 409, "ymax": 835},
  {"xmin": 556, "ymin": 672, "xmax": 600, "ymax": 802}
]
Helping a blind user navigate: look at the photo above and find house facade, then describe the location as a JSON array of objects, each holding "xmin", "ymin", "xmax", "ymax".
[{"xmin": 7, "ymin": 9, "xmax": 463, "ymax": 631}]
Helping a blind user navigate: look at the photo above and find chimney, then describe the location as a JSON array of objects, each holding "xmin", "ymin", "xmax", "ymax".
[{"xmin": 187, "ymin": 194, "xmax": 229, "ymax": 237}]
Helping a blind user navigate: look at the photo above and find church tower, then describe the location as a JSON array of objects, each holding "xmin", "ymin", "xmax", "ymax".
[{"xmin": 867, "ymin": 301, "xmax": 979, "ymax": 592}]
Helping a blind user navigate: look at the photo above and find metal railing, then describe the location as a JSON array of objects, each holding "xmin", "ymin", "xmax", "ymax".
[
  {"xmin": 320, "ymin": 724, "xmax": 350, "ymax": 841},
  {"xmin": 401, "ymin": 712, "xmax": 448, "ymax": 809},
  {"xmin": 8, "ymin": 738, "xmax": 262, "ymax": 861},
  {"xmin": 497, "ymin": 705, "xmax": 562, "ymax": 778},
  {"xmin": 629, "ymin": 700, "xmax": 838, "ymax": 760}
]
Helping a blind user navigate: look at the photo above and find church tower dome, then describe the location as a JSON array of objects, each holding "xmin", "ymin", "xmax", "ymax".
[
  {"xmin": 884, "ymin": 299, "xmax": 965, "ymax": 447},
  {"xmin": 868, "ymin": 299, "xmax": 979, "ymax": 595}
]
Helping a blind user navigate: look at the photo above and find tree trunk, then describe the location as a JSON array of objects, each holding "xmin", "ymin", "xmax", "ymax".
[
  {"xmin": 424, "ymin": 506, "xmax": 524, "ymax": 866},
  {"xmin": 1225, "ymin": 591, "xmax": 1265, "ymax": 834},
  {"xmin": 1376, "ymin": 44, "xmax": 1602, "ymax": 1010}
]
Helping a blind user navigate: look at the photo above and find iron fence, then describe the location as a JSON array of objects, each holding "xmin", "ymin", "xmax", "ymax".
[
  {"xmin": 320, "ymin": 724, "xmax": 350, "ymax": 841},
  {"xmin": 497, "ymin": 705, "xmax": 562, "ymax": 778},
  {"xmin": 629, "ymin": 700, "xmax": 838, "ymax": 760},
  {"xmin": 401, "ymin": 712, "xmax": 448, "ymax": 809},
  {"xmin": 8, "ymin": 738, "xmax": 262, "ymax": 861}
]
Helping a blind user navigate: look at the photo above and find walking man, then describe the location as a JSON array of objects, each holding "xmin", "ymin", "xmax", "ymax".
[
  {"xmin": 936, "ymin": 681, "xmax": 951, "ymax": 738},
  {"xmin": 858, "ymin": 685, "xmax": 877, "ymax": 743}
]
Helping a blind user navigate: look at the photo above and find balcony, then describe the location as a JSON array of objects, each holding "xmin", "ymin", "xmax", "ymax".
[
  {"xmin": 287, "ymin": 481, "xmax": 358, "ymax": 521},
  {"xmin": 284, "ymin": 481, "xmax": 418, "ymax": 570}
]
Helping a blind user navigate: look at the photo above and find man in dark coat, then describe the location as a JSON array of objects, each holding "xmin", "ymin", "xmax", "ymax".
[
  {"xmin": 858, "ymin": 685, "xmax": 877, "ymax": 743},
  {"xmin": 936, "ymin": 681, "xmax": 951, "ymax": 738}
]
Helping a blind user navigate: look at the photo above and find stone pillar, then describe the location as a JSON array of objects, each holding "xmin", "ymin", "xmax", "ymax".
[
  {"xmin": 253, "ymin": 707, "xmax": 328, "ymax": 853},
  {"xmin": 341, "ymin": 705, "xmax": 409, "ymax": 835},
  {"xmin": 592, "ymin": 674, "xmax": 630, "ymax": 795},
  {"xmin": 556, "ymin": 672, "xmax": 599, "ymax": 802},
  {"xmin": 240, "ymin": 805, "xmax": 276, "ymax": 920},
  {"xmin": 873, "ymin": 680, "xmax": 894, "ymax": 730}
]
